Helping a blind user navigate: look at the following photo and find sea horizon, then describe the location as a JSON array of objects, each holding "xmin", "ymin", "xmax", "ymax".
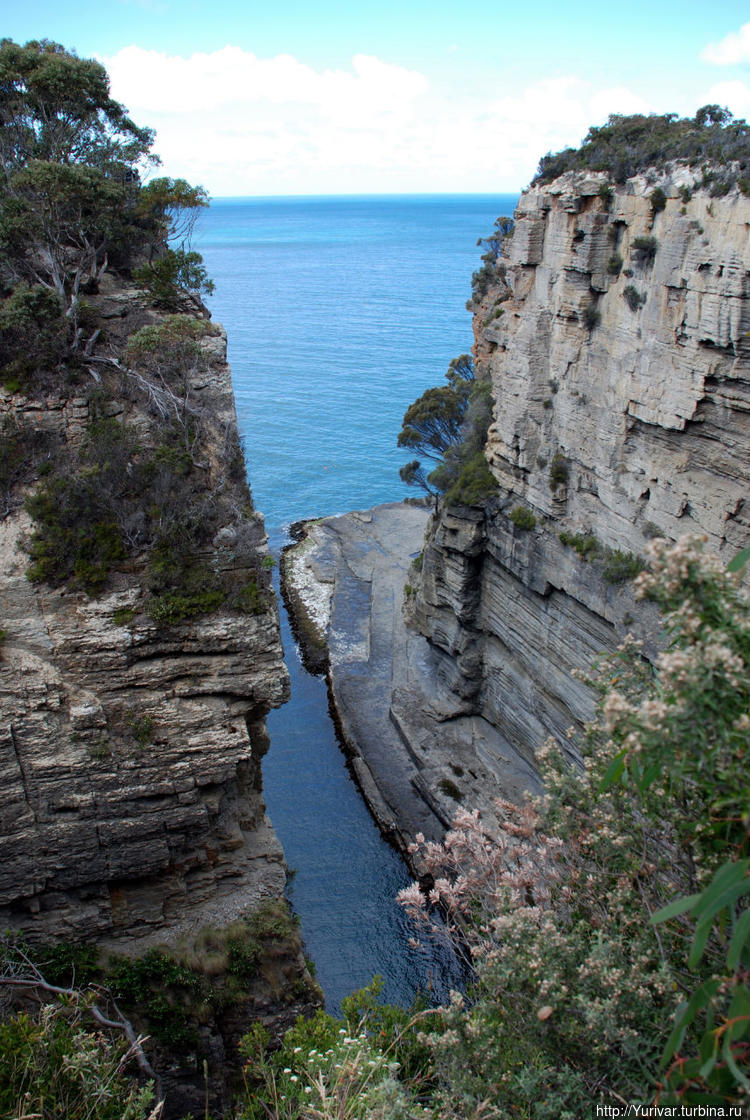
[{"xmin": 195, "ymin": 192, "xmax": 520, "ymax": 530}]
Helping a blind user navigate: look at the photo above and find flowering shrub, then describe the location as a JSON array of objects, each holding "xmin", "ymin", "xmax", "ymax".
[
  {"xmin": 237, "ymin": 983, "xmax": 439, "ymax": 1119},
  {"xmin": 397, "ymin": 535, "xmax": 750, "ymax": 1116}
]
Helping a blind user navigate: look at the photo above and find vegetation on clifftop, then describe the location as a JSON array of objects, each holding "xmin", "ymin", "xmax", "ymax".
[
  {"xmin": 0, "ymin": 40, "xmax": 269, "ymax": 621},
  {"xmin": 534, "ymin": 105, "xmax": 750, "ymax": 192}
]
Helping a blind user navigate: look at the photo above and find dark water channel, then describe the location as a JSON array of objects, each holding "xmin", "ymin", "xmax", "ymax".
[
  {"xmin": 261, "ymin": 529, "xmax": 463, "ymax": 1017},
  {"xmin": 194, "ymin": 196, "xmax": 516, "ymax": 1012}
]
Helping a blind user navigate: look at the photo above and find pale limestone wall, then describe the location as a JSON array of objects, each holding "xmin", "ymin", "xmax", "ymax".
[
  {"xmin": 480, "ymin": 171, "xmax": 750, "ymax": 554},
  {"xmin": 411, "ymin": 172, "xmax": 750, "ymax": 774}
]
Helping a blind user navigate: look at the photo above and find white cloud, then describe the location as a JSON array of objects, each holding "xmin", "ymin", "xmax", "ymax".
[
  {"xmin": 703, "ymin": 80, "xmax": 750, "ymax": 119},
  {"xmin": 102, "ymin": 46, "xmax": 654, "ymax": 194},
  {"xmin": 702, "ymin": 22, "xmax": 750, "ymax": 66}
]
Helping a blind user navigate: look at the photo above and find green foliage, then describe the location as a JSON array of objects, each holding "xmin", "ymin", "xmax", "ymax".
[
  {"xmin": 650, "ymin": 186, "xmax": 667, "ymax": 212},
  {"xmin": 397, "ymin": 385, "xmax": 470, "ymax": 463},
  {"xmin": 631, "ymin": 235, "xmax": 658, "ymax": 264},
  {"xmin": 105, "ymin": 901, "xmax": 302, "ymax": 1054},
  {"xmin": 237, "ymin": 978, "xmax": 438, "ymax": 1120},
  {"xmin": 31, "ymin": 941, "xmax": 102, "ymax": 987},
  {"xmin": 134, "ymin": 248, "xmax": 214, "ymax": 309},
  {"xmin": 0, "ymin": 38, "xmax": 153, "ymax": 171},
  {"xmin": 230, "ymin": 575, "xmax": 265, "ymax": 615},
  {"xmin": 601, "ymin": 548, "xmax": 645, "ymax": 583},
  {"xmin": 549, "ymin": 451, "xmax": 569, "ymax": 489},
  {"xmin": 398, "ymin": 354, "xmax": 498, "ymax": 509},
  {"xmin": 509, "ymin": 504, "xmax": 537, "ymax": 530},
  {"xmin": 126, "ymin": 711, "xmax": 154, "ymax": 745},
  {"xmin": 606, "ymin": 253, "xmax": 623, "ymax": 276},
  {"xmin": 624, "ymin": 284, "xmax": 647, "ymax": 311},
  {"xmin": 443, "ymin": 449, "xmax": 499, "ymax": 507},
  {"xmin": 136, "ymin": 175, "xmax": 209, "ymax": 246},
  {"xmin": 559, "ymin": 528, "xmax": 600, "ymax": 559},
  {"xmin": 470, "ymin": 215, "xmax": 514, "ymax": 301},
  {"xmin": 0, "ymin": 283, "xmax": 68, "ymax": 388},
  {"xmin": 25, "ymin": 474, "xmax": 126, "ymax": 593},
  {"xmin": 0, "ymin": 1005, "xmax": 155, "ymax": 1120},
  {"xmin": 0, "ymin": 38, "xmax": 212, "ymax": 353},
  {"xmin": 125, "ymin": 314, "xmax": 217, "ymax": 380},
  {"xmin": 146, "ymin": 572, "xmax": 225, "ymax": 627},
  {"xmin": 0, "ymin": 414, "xmax": 59, "ymax": 513},
  {"xmin": 112, "ymin": 605, "xmax": 135, "ymax": 626},
  {"xmin": 581, "ymin": 301, "xmax": 600, "ymax": 331},
  {"xmin": 598, "ymin": 182, "xmax": 613, "ymax": 207},
  {"xmin": 108, "ymin": 949, "xmax": 206, "ymax": 1047},
  {"xmin": 394, "ymin": 535, "xmax": 750, "ymax": 1115},
  {"xmin": 558, "ymin": 533, "xmax": 644, "ymax": 583},
  {"xmin": 534, "ymin": 106, "xmax": 750, "ymax": 185}
]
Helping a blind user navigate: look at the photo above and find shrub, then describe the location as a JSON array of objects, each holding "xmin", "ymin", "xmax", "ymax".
[
  {"xmin": 126, "ymin": 712, "xmax": 154, "ymax": 745},
  {"xmin": 231, "ymin": 576, "xmax": 265, "ymax": 615},
  {"xmin": 533, "ymin": 107, "xmax": 750, "ymax": 187},
  {"xmin": 397, "ymin": 535, "xmax": 750, "ymax": 1115},
  {"xmin": 650, "ymin": 186, "xmax": 667, "ymax": 212},
  {"xmin": 559, "ymin": 529, "xmax": 600, "ymax": 559},
  {"xmin": 631, "ymin": 235, "xmax": 658, "ymax": 264},
  {"xmin": 146, "ymin": 586, "xmax": 225, "ymax": 627},
  {"xmin": 0, "ymin": 416, "xmax": 60, "ymax": 514},
  {"xmin": 581, "ymin": 302, "xmax": 600, "ymax": 331},
  {"xmin": 237, "ymin": 979, "xmax": 437, "ymax": 1120},
  {"xmin": 112, "ymin": 606, "xmax": 135, "ymax": 627},
  {"xmin": 0, "ymin": 1005, "xmax": 155, "ymax": 1120},
  {"xmin": 444, "ymin": 450, "xmax": 498, "ymax": 507},
  {"xmin": 623, "ymin": 284, "xmax": 646, "ymax": 311},
  {"xmin": 134, "ymin": 247, "xmax": 214, "ymax": 309},
  {"xmin": 549, "ymin": 451, "xmax": 569, "ymax": 490},
  {"xmin": 0, "ymin": 284, "xmax": 69, "ymax": 390},
  {"xmin": 606, "ymin": 253, "xmax": 623, "ymax": 276},
  {"xmin": 25, "ymin": 476, "xmax": 126, "ymax": 593},
  {"xmin": 509, "ymin": 505, "xmax": 537, "ymax": 530},
  {"xmin": 601, "ymin": 548, "xmax": 645, "ymax": 583}
]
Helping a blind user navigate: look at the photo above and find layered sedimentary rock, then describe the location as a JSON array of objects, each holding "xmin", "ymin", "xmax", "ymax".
[
  {"xmin": 283, "ymin": 505, "xmax": 540, "ymax": 845},
  {"xmin": 408, "ymin": 172, "xmax": 750, "ymax": 788},
  {"xmin": 0, "ymin": 277, "xmax": 290, "ymax": 944}
]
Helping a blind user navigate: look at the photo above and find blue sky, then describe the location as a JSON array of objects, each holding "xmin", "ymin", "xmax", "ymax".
[{"xmin": 6, "ymin": 1, "xmax": 750, "ymax": 195}]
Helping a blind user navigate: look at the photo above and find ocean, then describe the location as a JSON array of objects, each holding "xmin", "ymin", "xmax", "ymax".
[
  {"xmin": 195, "ymin": 194, "xmax": 518, "ymax": 529},
  {"xmin": 194, "ymin": 193, "xmax": 518, "ymax": 1013}
]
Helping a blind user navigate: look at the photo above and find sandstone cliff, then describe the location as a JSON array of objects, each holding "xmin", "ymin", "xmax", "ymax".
[
  {"xmin": 0, "ymin": 275, "xmax": 291, "ymax": 946},
  {"xmin": 406, "ymin": 172, "xmax": 750, "ymax": 801}
]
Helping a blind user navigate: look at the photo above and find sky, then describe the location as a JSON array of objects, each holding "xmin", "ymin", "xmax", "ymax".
[{"xmin": 5, "ymin": 1, "xmax": 750, "ymax": 196}]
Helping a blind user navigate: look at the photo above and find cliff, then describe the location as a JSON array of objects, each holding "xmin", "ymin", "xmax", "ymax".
[
  {"xmin": 404, "ymin": 171, "xmax": 750, "ymax": 812},
  {"xmin": 0, "ymin": 275, "xmax": 291, "ymax": 945}
]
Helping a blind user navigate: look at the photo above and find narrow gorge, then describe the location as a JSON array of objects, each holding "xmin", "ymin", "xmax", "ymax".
[{"xmin": 288, "ymin": 168, "xmax": 750, "ymax": 841}]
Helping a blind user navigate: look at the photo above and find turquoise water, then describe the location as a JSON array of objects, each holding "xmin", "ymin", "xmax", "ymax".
[
  {"xmin": 194, "ymin": 194, "xmax": 517, "ymax": 1013},
  {"xmin": 196, "ymin": 194, "xmax": 518, "ymax": 528}
]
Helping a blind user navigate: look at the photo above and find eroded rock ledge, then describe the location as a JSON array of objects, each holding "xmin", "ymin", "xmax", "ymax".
[{"xmin": 281, "ymin": 502, "xmax": 539, "ymax": 852}]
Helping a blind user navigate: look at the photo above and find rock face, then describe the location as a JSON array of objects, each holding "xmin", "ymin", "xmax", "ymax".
[
  {"xmin": 0, "ymin": 279, "xmax": 291, "ymax": 945},
  {"xmin": 409, "ymin": 172, "xmax": 750, "ymax": 789},
  {"xmin": 283, "ymin": 504, "xmax": 540, "ymax": 850}
]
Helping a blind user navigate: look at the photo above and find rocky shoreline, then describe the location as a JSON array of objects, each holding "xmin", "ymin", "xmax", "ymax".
[{"xmin": 280, "ymin": 501, "xmax": 541, "ymax": 857}]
